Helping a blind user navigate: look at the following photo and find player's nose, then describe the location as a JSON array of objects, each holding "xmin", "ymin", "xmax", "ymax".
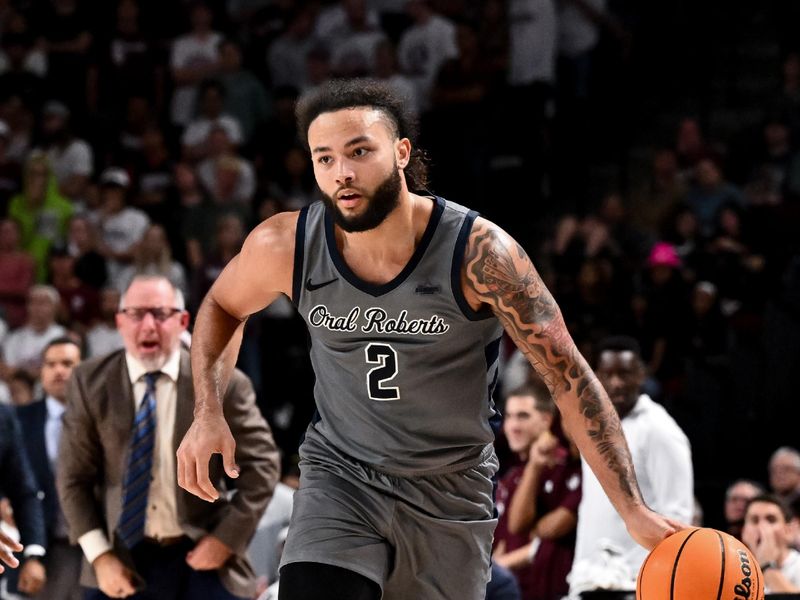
[{"xmin": 335, "ymin": 159, "xmax": 355, "ymax": 185}]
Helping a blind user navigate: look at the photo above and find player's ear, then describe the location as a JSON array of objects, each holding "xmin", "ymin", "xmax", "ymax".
[{"xmin": 396, "ymin": 138, "xmax": 411, "ymax": 169}]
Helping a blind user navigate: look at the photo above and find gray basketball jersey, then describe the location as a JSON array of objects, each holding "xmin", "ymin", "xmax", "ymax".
[{"xmin": 292, "ymin": 197, "xmax": 504, "ymax": 474}]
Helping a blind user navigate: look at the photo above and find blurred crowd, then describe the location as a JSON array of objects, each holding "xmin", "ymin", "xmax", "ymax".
[{"xmin": 0, "ymin": 0, "xmax": 799, "ymax": 598}]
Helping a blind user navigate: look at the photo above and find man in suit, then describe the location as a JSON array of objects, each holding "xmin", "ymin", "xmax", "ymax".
[
  {"xmin": 0, "ymin": 403, "xmax": 47, "ymax": 595},
  {"xmin": 58, "ymin": 275, "xmax": 279, "ymax": 600},
  {"xmin": 16, "ymin": 336, "xmax": 84, "ymax": 599}
]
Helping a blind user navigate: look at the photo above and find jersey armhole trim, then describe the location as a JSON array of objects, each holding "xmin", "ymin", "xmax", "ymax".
[
  {"xmin": 291, "ymin": 205, "xmax": 310, "ymax": 306},
  {"xmin": 451, "ymin": 210, "xmax": 496, "ymax": 321}
]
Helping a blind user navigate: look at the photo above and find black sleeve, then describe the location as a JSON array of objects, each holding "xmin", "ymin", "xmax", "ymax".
[{"xmin": 0, "ymin": 405, "xmax": 47, "ymax": 550}]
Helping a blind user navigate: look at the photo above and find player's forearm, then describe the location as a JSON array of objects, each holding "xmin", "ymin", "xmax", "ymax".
[
  {"xmin": 556, "ymin": 369, "xmax": 644, "ymax": 514},
  {"xmin": 190, "ymin": 293, "xmax": 246, "ymax": 416}
]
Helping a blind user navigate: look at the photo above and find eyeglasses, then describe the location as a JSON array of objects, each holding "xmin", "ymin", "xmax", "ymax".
[{"xmin": 118, "ymin": 307, "xmax": 183, "ymax": 322}]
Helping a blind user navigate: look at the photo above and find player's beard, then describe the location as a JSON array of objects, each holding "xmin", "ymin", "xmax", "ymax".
[{"xmin": 322, "ymin": 165, "xmax": 402, "ymax": 233}]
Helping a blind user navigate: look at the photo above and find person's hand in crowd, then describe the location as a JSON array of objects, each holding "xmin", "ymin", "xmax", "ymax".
[
  {"xmin": 0, "ymin": 528, "xmax": 22, "ymax": 573},
  {"xmin": 743, "ymin": 521, "xmax": 781, "ymax": 566},
  {"xmin": 17, "ymin": 557, "xmax": 46, "ymax": 595},
  {"xmin": 186, "ymin": 535, "xmax": 233, "ymax": 570},
  {"xmin": 93, "ymin": 551, "xmax": 137, "ymax": 598},
  {"xmin": 529, "ymin": 430, "xmax": 564, "ymax": 469}
]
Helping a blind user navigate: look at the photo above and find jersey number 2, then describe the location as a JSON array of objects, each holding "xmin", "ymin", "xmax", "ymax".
[{"xmin": 365, "ymin": 343, "xmax": 400, "ymax": 401}]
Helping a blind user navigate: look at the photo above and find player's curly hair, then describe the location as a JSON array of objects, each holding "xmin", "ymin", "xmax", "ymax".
[{"xmin": 295, "ymin": 78, "xmax": 430, "ymax": 192}]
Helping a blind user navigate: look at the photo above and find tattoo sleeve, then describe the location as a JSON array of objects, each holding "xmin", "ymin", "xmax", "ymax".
[{"xmin": 463, "ymin": 219, "xmax": 643, "ymax": 506}]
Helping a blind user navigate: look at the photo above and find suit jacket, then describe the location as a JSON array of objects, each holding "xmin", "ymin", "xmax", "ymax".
[
  {"xmin": 57, "ymin": 349, "xmax": 280, "ymax": 598},
  {"xmin": 15, "ymin": 399, "xmax": 60, "ymax": 540}
]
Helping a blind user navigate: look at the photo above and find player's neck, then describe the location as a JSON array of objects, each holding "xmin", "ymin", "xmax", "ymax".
[{"xmin": 338, "ymin": 190, "xmax": 426, "ymax": 260}]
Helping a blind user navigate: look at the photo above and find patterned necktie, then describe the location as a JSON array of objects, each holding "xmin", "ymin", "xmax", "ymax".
[{"xmin": 117, "ymin": 372, "xmax": 159, "ymax": 548}]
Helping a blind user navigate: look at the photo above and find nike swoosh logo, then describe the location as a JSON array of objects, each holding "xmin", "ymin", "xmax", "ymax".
[{"xmin": 305, "ymin": 277, "xmax": 339, "ymax": 291}]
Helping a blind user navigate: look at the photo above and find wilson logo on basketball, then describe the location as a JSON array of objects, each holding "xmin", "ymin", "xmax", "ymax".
[{"xmin": 734, "ymin": 549, "xmax": 752, "ymax": 600}]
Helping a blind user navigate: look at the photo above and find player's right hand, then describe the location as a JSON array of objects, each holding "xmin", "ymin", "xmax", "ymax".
[
  {"xmin": 177, "ymin": 410, "xmax": 239, "ymax": 502},
  {"xmin": 93, "ymin": 552, "xmax": 136, "ymax": 598},
  {"xmin": 0, "ymin": 529, "xmax": 22, "ymax": 573}
]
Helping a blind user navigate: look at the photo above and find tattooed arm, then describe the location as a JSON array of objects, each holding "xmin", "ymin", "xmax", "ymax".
[{"xmin": 462, "ymin": 217, "xmax": 680, "ymax": 549}]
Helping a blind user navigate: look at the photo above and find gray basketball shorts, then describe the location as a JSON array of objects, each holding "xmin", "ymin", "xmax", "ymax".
[{"xmin": 279, "ymin": 432, "xmax": 499, "ymax": 600}]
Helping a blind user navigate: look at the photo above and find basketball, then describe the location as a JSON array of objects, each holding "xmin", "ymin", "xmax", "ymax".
[{"xmin": 637, "ymin": 527, "xmax": 764, "ymax": 600}]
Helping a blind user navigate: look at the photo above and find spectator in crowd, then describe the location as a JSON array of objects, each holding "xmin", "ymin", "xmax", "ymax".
[
  {"xmin": 686, "ymin": 156, "xmax": 744, "ymax": 236},
  {"xmin": 629, "ymin": 149, "xmax": 688, "ymax": 237},
  {"xmin": 0, "ymin": 403, "xmax": 46, "ymax": 595},
  {"xmin": 131, "ymin": 127, "xmax": 175, "ymax": 212},
  {"xmin": 84, "ymin": 287, "xmax": 124, "ymax": 359},
  {"xmin": 266, "ymin": 6, "xmax": 318, "ymax": 92},
  {"xmin": 181, "ymin": 79, "xmax": 243, "ymax": 163},
  {"xmin": 57, "ymin": 275, "xmax": 279, "ymax": 600},
  {"xmin": 265, "ymin": 145, "xmax": 316, "ymax": 211},
  {"xmin": 195, "ymin": 125, "xmax": 255, "ymax": 210},
  {"xmin": 8, "ymin": 152, "xmax": 73, "ymax": 281},
  {"xmin": 8, "ymin": 369, "xmax": 36, "ymax": 407},
  {"xmin": 115, "ymin": 224, "xmax": 189, "ymax": 298},
  {"xmin": 1, "ymin": 285, "xmax": 66, "ymax": 380},
  {"xmin": 325, "ymin": 0, "xmax": 387, "ymax": 77},
  {"xmin": 724, "ymin": 479, "xmax": 765, "ymax": 540},
  {"xmin": 169, "ymin": 2, "xmax": 222, "ymax": 128},
  {"xmin": 94, "ymin": 167, "xmax": 150, "ymax": 284},
  {"xmin": 190, "ymin": 213, "xmax": 245, "ymax": 312},
  {"xmin": 48, "ymin": 244, "xmax": 100, "ymax": 329},
  {"xmin": 66, "ymin": 215, "xmax": 108, "ymax": 290},
  {"xmin": 314, "ymin": 0, "xmax": 380, "ymax": 48},
  {"xmin": 0, "ymin": 119, "xmax": 22, "ymax": 212},
  {"xmin": 0, "ymin": 218, "xmax": 35, "ymax": 328},
  {"xmin": 397, "ymin": 0, "xmax": 458, "ymax": 109},
  {"xmin": 90, "ymin": 0, "xmax": 164, "ymax": 116},
  {"xmin": 769, "ymin": 447, "xmax": 800, "ymax": 507},
  {"xmin": 742, "ymin": 495, "xmax": 800, "ymax": 593},
  {"xmin": 568, "ymin": 336, "xmax": 693, "ymax": 596},
  {"xmin": 674, "ymin": 117, "xmax": 712, "ymax": 175},
  {"xmin": 15, "ymin": 337, "xmax": 83, "ymax": 600},
  {"xmin": 39, "ymin": 0, "xmax": 93, "ymax": 118},
  {"xmin": 504, "ymin": 384, "xmax": 583, "ymax": 600},
  {"xmin": 37, "ymin": 101, "xmax": 93, "ymax": 204},
  {"xmin": 373, "ymin": 39, "xmax": 419, "ymax": 118},
  {"xmin": 0, "ymin": 93, "xmax": 34, "ymax": 166},
  {"xmin": 486, "ymin": 564, "xmax": 523, "ymax": 600},
  {"xmin": 0, "ymin": 26, "xmax": 46, "ymax": 109},
  {"xmin": 217, "ymin": 38, "xmax": 270, "ymax": 145}
]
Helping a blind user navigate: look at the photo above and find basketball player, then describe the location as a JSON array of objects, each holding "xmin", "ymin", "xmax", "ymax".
[{"xmin": 177, "ymin": 79, "xmax": 681, "ymax": 599}]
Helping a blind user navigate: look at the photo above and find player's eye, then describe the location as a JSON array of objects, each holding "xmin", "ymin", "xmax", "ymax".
[
  {"xmin": 353, "ymin": 147, "xmax": 369, "ymax": 157},
  {"xmin": 318, "ymin": 156, "xmax": 332, "ymax": 165}
]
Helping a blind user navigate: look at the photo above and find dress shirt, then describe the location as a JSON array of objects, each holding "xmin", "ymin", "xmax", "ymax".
[
  {"xmin": 45, "ymin": 396, "xmax": 65, "ymax": 469},
  {"xmin": 78, "ymin": 350, "xmax": 183, "ymax": 564}
]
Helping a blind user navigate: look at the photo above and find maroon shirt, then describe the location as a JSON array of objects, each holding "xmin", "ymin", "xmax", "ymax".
[{"xmin": 494, "ymin": 457, "xmax": 582, "ymax": 600}]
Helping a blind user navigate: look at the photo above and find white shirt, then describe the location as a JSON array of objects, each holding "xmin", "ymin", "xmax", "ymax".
[
  {"xmin": 44, "ymin": 139, "xmax": 93, "ymax": 184},
  {"xmin": 196, "ymin": 155, "xmax": 256, "ymax": 205},
  {"xmin": 766, "ymin": 548, "xmax": 800, "ymax": 593},
  {"xmin": 397, "ymin": 14, "xmax": 458, "ymax": 108},
  {"xmin": 100, "ymin": 207, "xmax": 150, "ymax": 255},
  {"xmin": 170, "ymin": 32, "xmax": 222, "ymax": 126},
  {"xmin": 507, "ymin": 0, "xmax": 557, "ymax": 85},
  {"xmin": 558, "ymin": 0, "xmax": 606, "ymax": 57},
  {"xmin": 1, "ymin": 323, "xmax": 66, "ymax": 371},
  {"xmin": 569, "ymin": 394, "xmax": 694, "ymax": 594},
  {"xmin": 181, "ymin": 114, "xmax": 243, "ymax": 148},
  {"xmin": 44, "ymin": 395, "xmax": 65, "ymax": 469},
  {"xmin": 79, "ymin": 350, "xmax": 184, "ymax": 564},
  {"xmin": 85, "ymin": 323, "xmax": 124, "ymax": 358}
]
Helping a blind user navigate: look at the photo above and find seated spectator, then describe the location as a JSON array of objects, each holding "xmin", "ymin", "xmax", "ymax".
[
  {"xmin": 48, "ymin": 244, "xmax": 100, "ymax": 329},
  {"xmin": 374, "ymin": 39, "xmax": 419, "ymax": 118},
  {"xmin": 133, "ymin": 127, "xmax": 175, "ymax": 211},
  {"xmin": 169, "ymin": 2, "xmax": 222, "ymax": 127},
  {"xmin": 181, "ymin": 79, "xmax": 244, "ymax": 162},
  {"xmin": 314, "ymin": 0, "xmax": 380, "ymax": 47},
  {"xmin": 218, "ymin": 38, "xmax": 270, "ymax": 145},
  {"xmin": 196, "ymin": 125, "xmax": 255, "ymax": 208},
  {"xmin": 37, "ymin": 101, "xmax": 93, "ymax": 204},
  {"xmin": 8, "ymin": 369, "xmax": 35, "ymax": 407},
  {"xmin": 1, "ymin": 285, "xmax": 66, "ymax": 380},
  {"xmin": 265, "ymin": 145, "xmax": 316, "ymax": 210},
  {"xmin": 66, "ymin": 215, "xmax": 108, "ymax": 290},
  {"xmin": 85, "ymin": 287, "xmax": 123, "ymax": 358},
  {"xmin": 190, "ymin": 213, "xmax": 245, "ymax": 311},
  {"xmin": 0, "ymin": 93, "xmax": 35, "ymax": 165},
  {"xmin": 629, "ymin": 148, "xmax": 688, "ymax": 237},
  {"xmin": 0, "ymin": 218, "xmax": 35, "ymax": 328},
  {"xmin": 675, "ymin": 117, "xmax": 712, "ymax": 176},
  {"xmin": 724, "ymin": 479, "xmax": 765, "ymax": 540},
  {"xmin": 686, "ymin": 156, "xmax": 744, "ymax": 235},
  {"xmin": 267, "ymin": 6, "xmax": 319, "ymax": 91},
  {"xmin": 0, "ymin": 18, "xmax": 47, "ymax": 84},
  {"xmin": 324, "ymin": 0, "xmax": 387, "ymax": 77},
  {"xmin": 94, "ymin": 167, "xmax": 150, "ymax": 283},
  {"xmin": 769, "ymin": 447, "xmax": 800, "ymax": 507},
  {"xmin": 8, "ymin": 152, "xmax": 73, "ymax": 281},
  {"xmin": 742, "ymin": 495, "xmax": 800, "ymax": 593},
  {"xmin": 114, "ymin": 224, "xmax": 189, "ymax": 298}
]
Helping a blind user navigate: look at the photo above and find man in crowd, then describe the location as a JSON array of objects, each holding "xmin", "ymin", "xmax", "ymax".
[
  {"xmin": 58, "ymin": 275, "xmax": 279, "ymax": 599},
  {"xmin": 742, "ymin": 495, "xmax": 800, "ymax": 592},
  {"xmin": 724, "ymin": 479, "xmax": 765, "ymax": 540}
]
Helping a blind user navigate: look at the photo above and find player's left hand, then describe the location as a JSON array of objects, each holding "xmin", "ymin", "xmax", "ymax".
[
  {"xmin": 625, "ymin": 506, "xmax": 689, "ymax": 550},
  {"xmin": 17, "ymin": 557, "xmax": 46, "ymax": 595},
  {"xmin": 186, "ymin": 535, "xmax": 233, "ymax": 571}
]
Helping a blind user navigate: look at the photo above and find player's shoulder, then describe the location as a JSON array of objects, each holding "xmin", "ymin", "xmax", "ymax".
[{"xmin": 243, "ymin": 208, "xmax": 305, "ymax": 259}]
